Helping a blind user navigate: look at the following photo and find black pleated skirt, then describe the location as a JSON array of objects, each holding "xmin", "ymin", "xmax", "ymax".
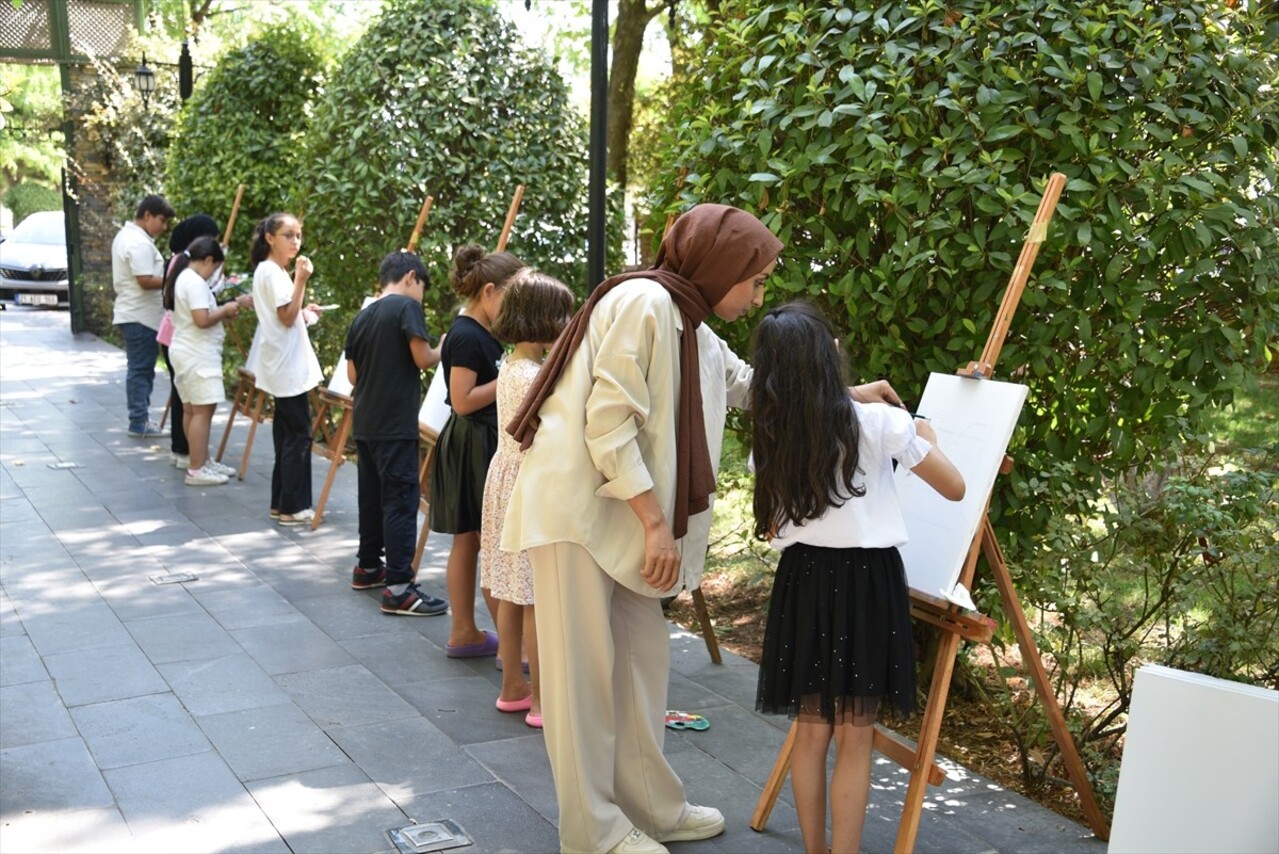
[
  {"xmin": 756, "ymin": 543, "xmax": 916, "ymax": 725},
  {"xmin": 429, "ymin": 412, "xmax": 497, "ymax": 535}
]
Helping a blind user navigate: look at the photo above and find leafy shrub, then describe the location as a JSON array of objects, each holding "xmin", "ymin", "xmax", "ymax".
[
  {"xmin": 3, "ymin": 183, "xmax": 62, "ymax": 224},
  {"xmin": 165, "ymin": 21, "xmax": 327, "ymax": 268},
  {"xmin": 296, "ymin": 0, "xmax": 592, "ymax": 373},
  {"xmin": 650, "ymin": 1, "xmax": 1279, "ymax": 549}
]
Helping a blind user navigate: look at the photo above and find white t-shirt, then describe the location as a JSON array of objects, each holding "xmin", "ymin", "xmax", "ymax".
[
  {"xmin": 169, "ymin": 268, "xmax": 223, "ymax": 378},
  {"xmin": 245, "ymin": 259, "xmax": 321, "ymax": 398},
  {"xmin": 110, "ymin": 221, "xmax": 164, "ymax": 328},
  {"xmin": 769, "ymin": 401, "xmax": 933, "ymax": 551}
]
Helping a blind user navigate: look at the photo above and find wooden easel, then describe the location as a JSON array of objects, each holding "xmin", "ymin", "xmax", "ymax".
[
  {"xmin": 749, "ymin": 173, "xmax": 1111, "ymax": 849},
  {"xmin": 306, "ymin": 195, "xmax": 438, "ymax": 530},
  {"xmin": 410, "ymin": 185, "xmax": 525, "ymax": 565}
]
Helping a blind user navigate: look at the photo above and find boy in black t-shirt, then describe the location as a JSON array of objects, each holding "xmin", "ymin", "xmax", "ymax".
[{"xmin": 345, "ymin": 251, "xmax": 448, "ymax": 615}]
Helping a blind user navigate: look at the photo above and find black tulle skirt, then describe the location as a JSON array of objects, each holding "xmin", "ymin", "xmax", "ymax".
[
  {"xmin": 756, "ymin": 543, "xmax": 916, "ymax": 726},
  {"xmin": 429, "ymin": 412, "xmax": 497, "ymax": 535}
]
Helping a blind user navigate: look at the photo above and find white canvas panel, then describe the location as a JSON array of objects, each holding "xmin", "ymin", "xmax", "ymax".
[
  {"xmin": 326, "ymin": 297, "xmax": 377, "ymax": 398},
  {"xmin": 893, "ymin": 373, "xmax": 1027, "ymax": 603},
  {"xmin": 419, "ymin": 366, "xmax": 450, "ymax": 436},
  {"xmin": 1110, "ymin": 665, "xmax": 1279, "ymax": 853}
]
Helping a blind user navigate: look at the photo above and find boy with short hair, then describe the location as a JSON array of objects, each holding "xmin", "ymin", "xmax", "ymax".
[
  {"xmin": 345, "ymin": 250, "xmax": 447, "ymax": 615},
  {"xmin": 113, "ymin": 194, "xmax": 176, "ymax": 437}
]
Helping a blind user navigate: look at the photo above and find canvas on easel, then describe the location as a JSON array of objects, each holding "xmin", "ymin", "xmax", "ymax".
[{"xmin": 896, "ymin": 373, "xmax": 1028, "ymax": 609}]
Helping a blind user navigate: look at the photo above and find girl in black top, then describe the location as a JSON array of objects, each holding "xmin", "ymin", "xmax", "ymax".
[{"xmin": 430, "ymin": 245, "xmax": 525, "ymax": 658}]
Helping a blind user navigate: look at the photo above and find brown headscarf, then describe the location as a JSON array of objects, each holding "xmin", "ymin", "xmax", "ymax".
[{"xmin": 507, "ymin": 204, "xmax": 783, "ymax": 539}]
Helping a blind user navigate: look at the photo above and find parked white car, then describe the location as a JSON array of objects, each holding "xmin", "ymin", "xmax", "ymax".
[{"xmin": 0, "ymin": 211, "xmax": 70, "ymax": 307}]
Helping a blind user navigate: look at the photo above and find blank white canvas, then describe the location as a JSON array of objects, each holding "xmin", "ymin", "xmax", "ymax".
[
  {"xmin": 1109, "ymin": 665, "xmax": 1279, "ymax": 853},
  {"xmin": 326, "ymin": 296, "xmax": 378, "ymax": 398},
  {"xmin": 893, "ymin": 373, "xmax": 1028, "ymax": 603},
  {"xmin": 419, "ymin": 366, "xmax": 450, "ymax": 436}
]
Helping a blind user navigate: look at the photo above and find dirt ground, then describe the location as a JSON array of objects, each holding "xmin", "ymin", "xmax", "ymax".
[{"xmin": 666, "ymin": 573, "xmax": 1100, "ymax": 827}]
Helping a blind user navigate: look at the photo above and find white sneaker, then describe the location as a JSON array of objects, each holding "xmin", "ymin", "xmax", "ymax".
[
  {"xmin": 185, "ymin": 465, "xmax": 229, "ymax": 486},
  {"xmin": 655, "ymin": 805, "xmax": 725, "ymax": 843},
  {"xmin": 607, "ymin": 827, "xmax": 668, "ymax": 854},
  {"xmin": 171, "ymin": 453, "xmax": 190, "ymax": 470},
  {"xmin": 207, "ymin": 459, "xmax": 236, "ymax": 477}
]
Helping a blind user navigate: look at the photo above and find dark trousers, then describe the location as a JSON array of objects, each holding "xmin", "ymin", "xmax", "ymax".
[
  {"xmin": 271, "ymin": 392, "xmax": 312, "ymax": 515},
  {"xmin": 356, "ymin": 438, "xmax": 420, "ymax": 586},
  {"xmin": 160, "ymin": 344, "xmax": 188, "ymax": 455}
]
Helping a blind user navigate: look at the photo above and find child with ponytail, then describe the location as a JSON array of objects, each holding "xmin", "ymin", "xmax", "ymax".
[
  {"xmin": 428, "ymin": 245, "xmax": 524, "ymax": 653},
  {"xmin": 246, "ymin": 213, "xmax": 325, "ymax": 525}
]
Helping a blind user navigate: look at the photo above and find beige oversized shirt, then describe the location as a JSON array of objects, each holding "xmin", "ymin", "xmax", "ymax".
[{"xmin": 501, "ymin": 278, "xmax": 751, "ymax": 597}]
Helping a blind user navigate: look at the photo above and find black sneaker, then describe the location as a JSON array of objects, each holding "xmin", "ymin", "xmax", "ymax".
[
  {"xmin": 351, "ymin": 565, "xmax": 388, "ymax": 590},
  {"xmin": 381, "ymin": 583, "xmax": 448, "ymax": 616}
]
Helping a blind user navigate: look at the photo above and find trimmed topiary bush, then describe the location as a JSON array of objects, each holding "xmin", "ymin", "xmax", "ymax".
[{"xmin": 296, "ymin": 0, "xmax": 591, "ymax": 371}]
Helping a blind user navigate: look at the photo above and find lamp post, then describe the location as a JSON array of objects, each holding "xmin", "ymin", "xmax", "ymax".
[
  {"xmin": 133, "ymin": 42, "xmax": 197, "ymax": 108},
  {"xmin": 133, "ymin": 54, "xmax": 156, "ymax": 109}
]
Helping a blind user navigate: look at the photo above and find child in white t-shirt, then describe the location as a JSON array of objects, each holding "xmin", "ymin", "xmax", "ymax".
[
  {"xmin": 245, "ymin": 212, "xmax": 325, "ymax": 525},
  {"xmin": 166, "ymin": 236, "xmax": 252, "ymax": 486}
]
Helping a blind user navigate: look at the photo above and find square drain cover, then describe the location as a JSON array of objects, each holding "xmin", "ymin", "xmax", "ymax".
[
  {"xmin": 149, "ymin": 572, "xmax": 198, "ymax": 585},
  {"xmin": 386, "ymin": 819, "xmax": 472, "ymax": 853}
]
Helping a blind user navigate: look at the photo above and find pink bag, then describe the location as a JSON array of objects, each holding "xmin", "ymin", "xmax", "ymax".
[{"xmin": 156, "ymin": 310, "xmax": 175, "ymax": 347}]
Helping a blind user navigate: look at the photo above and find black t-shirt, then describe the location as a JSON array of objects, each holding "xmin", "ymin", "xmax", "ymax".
[
  {"xmin": 344, "ymin": 295, "xmax": 431, "ymax": 441},
  {"xmin": 441, "ymin": 314, "xmax": 503, "ymax": 427}
]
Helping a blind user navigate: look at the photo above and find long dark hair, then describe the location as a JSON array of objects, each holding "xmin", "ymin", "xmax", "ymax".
[
  {"xmin": 750, "ymin": 301, "xmax": 864, "ymax": 541},
  {"xmin": 163, "ymin": 236, "xmax": 225, "ymax": 311},
  {"xmin": 249, "ymin": 212, "xmax": 297, "ymax": 270}
]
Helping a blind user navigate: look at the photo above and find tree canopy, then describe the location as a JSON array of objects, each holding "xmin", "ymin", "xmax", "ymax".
[{"xmin": 651, "ymin": 0, "xmax": 1279, "ymax": 542}]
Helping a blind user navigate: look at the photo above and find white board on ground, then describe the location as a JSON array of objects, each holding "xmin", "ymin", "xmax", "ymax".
[
  {"xmin": 419, "ymin": 366, "xmax": 450, "ymax": 436},
  {"xmin": 893, "ymin": 373, "xmax": 1028, "ymax": 607},
  {"xmin": 326, "ymin": 296, "xmax": 377, "ymax": 398},
  {"xmin": 1109, "ymin": 665, "xmax": 1279, "ymax": 853}
]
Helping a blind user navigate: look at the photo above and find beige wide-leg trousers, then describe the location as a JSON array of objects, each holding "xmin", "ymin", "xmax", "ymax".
[{"xmin": 530, "ymin": 541, "xmax": 690, "ymax": 853}]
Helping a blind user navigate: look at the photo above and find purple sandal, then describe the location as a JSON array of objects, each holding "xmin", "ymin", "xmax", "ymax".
[{"xmin": 445, "ymin": 630, "xmax": 499, "ymax": 658}]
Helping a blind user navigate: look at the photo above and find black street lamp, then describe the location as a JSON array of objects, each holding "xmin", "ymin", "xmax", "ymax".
[{"xmin": 133, "ymin": 41, "xmax": 197, "ymax": 109}]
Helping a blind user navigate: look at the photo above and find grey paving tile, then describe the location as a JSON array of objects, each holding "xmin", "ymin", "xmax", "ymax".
[
  {"xmin": 290, "ymin": 590, "xmax": 420, "ymax": 641},
  {"xmin": 666, "ymin": 746, "xmax": 801, "ymax": 854},
  {"xmin": 187, "ymin": 582, "xmax": 299, "ymax": 630},
  {"xmin": 327, "ymin": 715, "xmax": 493, "ymax": 804},
  {"xmin": 125, "ymin": 610, "xmax": 242, "ymax": 664},
  {"xmin": 71, "ymin": 692, "xmax": 211, "ymax": 770},
  {"xmin": 0, "ymin": 806, "xmax": 135, "ymax": 853},
  {"xmin": 158, "ymin": 652, "xmax": 292, "ymax": 717},
  {"xmin": 43, "ymin": 641, "xmax": 168, "ymax": 707},
  {"xmin": 396, "ymin": 676, "xmax": 535, "ymax": 746},
  {"xmin": 666, "ymin": 704, "xmax": 792, "ymax": 784},
  {"xmin": 0, "ymin": 633, "xmax": 47, "ymax": 685},
  {"xmin": 668, "ymin": 670, "xmax": 741, "ymax": 713},
  {"xmin": 90, "ymin": 571, "xmax": 205, "ymax": 622},
  {"xmin": 14, "ymin": 593, "xmax": 134, "ymax": 659},
  {"xmin": 104, "ymin": 751, "xmax": 289, "ymax": 853},
  {"xmin": 275, "ymin": 664, "xmax": 419, "ymax": 728},
  {"xmin": 0, "ymin": 737, "xmax": 114, "ymax": 817},
  {"xmin": 0, "ymin": 680, "xmax": 77, "ymax": 747},
  {"xmin": 245, "ymin": 762, "xmax": 408, "ymax": 854},
  {"xmin": 0, "ymin": 496, "xmax": 42, "ymax": 525},
  {"xmin": 0, "ymin": 587, "xmax": 24, "ymax": 637},
  {"xmin": 340, "ymin": 630, "xmax": 459, "ymax": 685},
  {"xmin": 398, "ymin": 781, "xmax": 560, "ymax": 853},
  {"xmin": 232, "ymin": 617, "xmax": 355, "ymax": 676},
  {"xmin": 465, "ymin": 734, "xmax": 557, "ymax": 823},
  {"xmin": 195, "ymin": 702, "xmax": 348, "ymax": 782}
]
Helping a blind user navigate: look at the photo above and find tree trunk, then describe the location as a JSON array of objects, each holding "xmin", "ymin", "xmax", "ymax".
[{"xmin": 608, "ymin": 0, "xmax": 660, "ymax": 190}]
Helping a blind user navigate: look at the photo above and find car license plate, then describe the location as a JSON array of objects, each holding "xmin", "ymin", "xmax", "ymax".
[{"xmin": 17, "ymin": 293, "xmax": 58, "ymax": 306}]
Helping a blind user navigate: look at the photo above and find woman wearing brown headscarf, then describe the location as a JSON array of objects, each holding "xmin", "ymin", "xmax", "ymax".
[{"xmin": 502, "ymin": 204, "xmax": 899, "ymax": 854}]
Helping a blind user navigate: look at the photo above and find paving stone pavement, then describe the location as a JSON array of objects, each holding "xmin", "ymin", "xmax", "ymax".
[{"xmin": 0, "ymin": 308, "xmax": 1108, "ymax": 853}]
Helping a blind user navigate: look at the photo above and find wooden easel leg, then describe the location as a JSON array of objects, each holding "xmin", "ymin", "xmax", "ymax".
[
  {"xmin": 690, "ymin": 586, "xmax": 722, "ymax": 665},
  {"xmin": 894, "ymin": 629, "xmax": 962, "ymax": 853},
  {"xmin": 982, "ymin": 521, "xmax": 1111, "ymax": 841},
  {"xmin": 750, "ymin": 722, "xmax": 797, "ymax": 831},
  {"xmin": 241, "ymin": 390, "xmax": 267, "ymax": 481},
  {"xmin": 215, "ymin": 381, "xmax": 243, "ymax": 463},
  {"xmin": 311, "ymin": 410, "xmax": 352, "ymax": 530},
  {"xmin": 159, "ymin": 395, "xmax": 171, "ymax": 431}
]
